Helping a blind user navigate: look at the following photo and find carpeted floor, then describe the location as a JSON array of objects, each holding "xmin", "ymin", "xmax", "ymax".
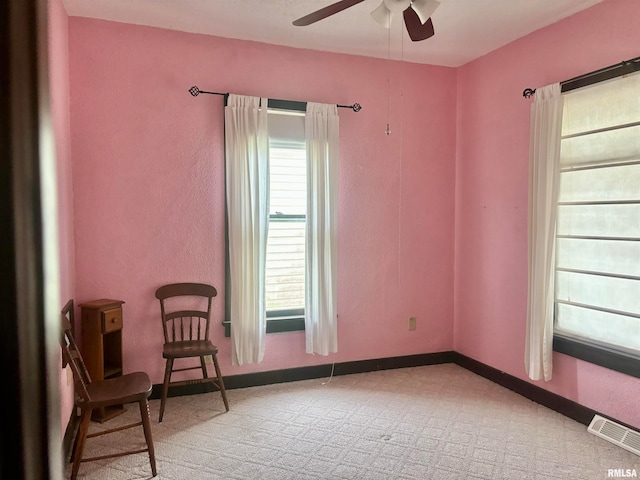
[{"xmin": 65, "ymin": 364, "xmax": 639, "ymax": 480}]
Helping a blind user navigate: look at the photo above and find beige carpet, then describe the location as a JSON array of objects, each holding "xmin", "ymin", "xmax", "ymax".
[{"xmin": 65, "ymin": 364, "xmax": 639, "ymax": 479}]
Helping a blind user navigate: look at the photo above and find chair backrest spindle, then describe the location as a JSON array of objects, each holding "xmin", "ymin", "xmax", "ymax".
[{"xmin": 60, "ymin": 314, "xmax": 92, "ymax": 402}]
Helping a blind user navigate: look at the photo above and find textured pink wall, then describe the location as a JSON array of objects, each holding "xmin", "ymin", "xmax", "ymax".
[
  {"xmin": 48, "ymin": 0, "xmax": 75, "ymax": 434},
  {"xmin": 455, "ymin": 0, "xmax": 640, "ymax": 428},
  {"xmin": 68, "ymin": 19, "xmax": 456, "ymax": 382}
]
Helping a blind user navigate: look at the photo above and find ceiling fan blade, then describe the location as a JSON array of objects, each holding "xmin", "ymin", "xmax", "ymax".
[
  {"xmin": 293, "ymin": 0, "xmax": 367, "ymax": 26},
  {"xmin": 370, "ymin": 1, "xmax": 394, "ymax": 29},
  {"xmin": 403, "ymin": 7, "xmax": 435, "ymax": 41}
]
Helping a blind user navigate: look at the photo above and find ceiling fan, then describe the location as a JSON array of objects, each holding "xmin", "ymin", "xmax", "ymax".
[{"xmin": 292, "ymin": 0, "xmax": 441, "ymax": 42}]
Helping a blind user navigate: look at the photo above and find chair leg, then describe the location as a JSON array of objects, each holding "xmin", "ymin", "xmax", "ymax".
[
  {"xmin": 69, "ymin": 411, "xmax": 80, "ymax": 464},
  {"xmin": 159, "ymin": 357, "xmax": 173, "ymax": 422},
  {"xmin": 139, "ymin": 399, "xmax": 157, "ymax": 477},
  {"xmin": 200, "ymin": 355, "xmax": 209, "ymax": 378},
  {"xmin": 212, "ymin": 353, "xmax": 229, "ymax": 412},
  {"xmin": 70, "ymin": 409, "xmax": 92, "ymax": 480}
]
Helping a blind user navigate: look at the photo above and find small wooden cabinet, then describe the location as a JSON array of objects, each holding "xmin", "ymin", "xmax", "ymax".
[{"xmin": 80, "ymin": 299, "xmax": 126, "ymax": 422}]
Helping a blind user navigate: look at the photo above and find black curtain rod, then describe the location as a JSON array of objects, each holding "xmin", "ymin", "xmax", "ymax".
[
  {"xmin": 188, "ymin": 86, "xmax": 362, "ymax": 112},
  {"xmin": 522, "ymin": 55, "xmax": 640, "ymax": 98}
]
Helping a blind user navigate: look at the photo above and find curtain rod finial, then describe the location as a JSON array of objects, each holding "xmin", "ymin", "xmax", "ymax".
[{"xmin": 523, "ymin": 88, "xmax": 536, "ymax": 99}]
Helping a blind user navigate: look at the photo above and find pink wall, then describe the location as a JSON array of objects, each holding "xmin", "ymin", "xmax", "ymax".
[
  {"xmin": 455, "ymin": 0, "xmax": 640, "ymax": 428},
  {"xmin": 48, "ymin": 0, "xmax": 76, "ymax": 433},
  {"xmin": 68, "ymin": 19, "xmax": 456, "ymax": 383}
]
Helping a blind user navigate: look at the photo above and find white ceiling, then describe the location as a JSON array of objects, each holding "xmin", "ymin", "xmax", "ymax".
[{"xmin": 61, "ymin": 0, "xmax": 606, "ymax": 67}]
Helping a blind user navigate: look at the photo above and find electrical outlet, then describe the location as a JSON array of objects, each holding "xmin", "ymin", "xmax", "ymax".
[
  {"xmin": 409, "ymin": 316, "xmax": 417, "ymax": 331},
  {"xmin": 204, "ymin": 355, "xmax": 213, "ymax": 365}
]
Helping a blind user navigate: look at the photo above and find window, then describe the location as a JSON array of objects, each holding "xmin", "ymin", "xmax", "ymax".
[
  {"xmin": 223, "ymin": 106, "xmax": 307, "ymax": 336},
  {"xmin": 265, "ymin": 108, "xmax": 307, "ymax": 332},
  {"xmin": 223, "ymin": 96, "xmax": 339, "ymax": 359},
  {"xmin": 553, "ymin": 70, "xmax": 640, "ymax": 376},
  {"xmin": 266, "ymin": 139, "xmax": 306, "ymax": 318}
]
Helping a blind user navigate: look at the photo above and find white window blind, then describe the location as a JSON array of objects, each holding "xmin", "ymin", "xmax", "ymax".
[
  {"xmin": 555, "ymin": 71, "xmax": 640, "ymax": 352},
  {"xmin": 266, "ymin": 111, "xmax": 306, "ymax": 314}
]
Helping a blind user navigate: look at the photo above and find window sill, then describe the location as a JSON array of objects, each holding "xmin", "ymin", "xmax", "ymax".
[
  {"xmin": 223, "ymin": 316, "xmax": 305, "ymax": 338},
  {"xmin": 553, "ymin": 333, "xmax": 640, "ymax": 378}
]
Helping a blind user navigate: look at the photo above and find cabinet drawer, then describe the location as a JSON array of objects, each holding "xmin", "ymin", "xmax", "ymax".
[{"xmin": 101, "ymin": 307, "xmax": 123, "ymax": 333}]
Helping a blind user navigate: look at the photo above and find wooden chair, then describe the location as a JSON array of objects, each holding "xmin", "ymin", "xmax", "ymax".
[
  {"xmin": 60, "ymin": 306, "xmax": 157, "ymax": 480},
  {"xmin": 156, "ymin": 282, "xmax": 229, "ymax": 422}
]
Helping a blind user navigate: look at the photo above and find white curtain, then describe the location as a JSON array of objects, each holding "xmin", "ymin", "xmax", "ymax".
[
  {"xmin": 225, "ymin": 94, "xmax": 269, "ymax": 365},
  {"xmin": 305, "ymin": 102, "xmax": 339, "ymax": 355},
  {"xmin": 525, "ymin": 84, "xmax": 564, "ymax": 381}
]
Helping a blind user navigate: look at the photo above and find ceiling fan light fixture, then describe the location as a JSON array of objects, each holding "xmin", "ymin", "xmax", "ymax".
[
  {"xmin": 371, "ymin": 0, "xmax": 411, "ymax": 28},
  {"xmin": 411, "ymin": 0, "xmax": 440, "ymax": 24},
  {"xmin": 370, "ymin": 1, "xmax": 393, "ymax": 28},
  {"xmin": 384, "ymin": 0, "xmax": 412, "ymax": 12}
]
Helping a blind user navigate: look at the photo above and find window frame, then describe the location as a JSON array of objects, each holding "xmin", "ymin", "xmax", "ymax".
[
  {"xmin": 552, "ymin": 60, "xmax": 640, "ymax": 378},
  {"xmin": 223, "ymin": 100, "xmax": 307, "ymax": 337}
]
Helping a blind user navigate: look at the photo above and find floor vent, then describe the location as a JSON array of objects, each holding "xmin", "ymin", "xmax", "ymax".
[{"xmin": 588, "ymin": 414, "xmax": 640, "ymax": 457}]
